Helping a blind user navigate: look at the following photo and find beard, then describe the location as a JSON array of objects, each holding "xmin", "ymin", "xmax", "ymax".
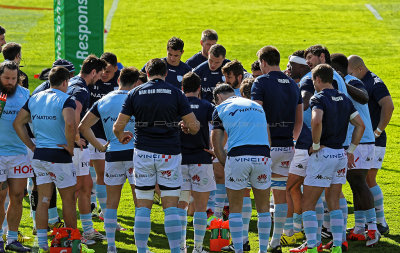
[
  {"xmin": 232, "ymin": 78, "xmax": 240, "ymax": 89},
  {"xmin": 0, "ymin": 80, "xmax": 17, "ymax": 96}
]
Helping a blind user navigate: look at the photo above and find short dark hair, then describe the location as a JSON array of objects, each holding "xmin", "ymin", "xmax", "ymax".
[
  {"xmin": 119, "ymin": 67, "xmax": 140, "ymax": 87},
  {"xmin": 305, "ymin": 45, "xmax": 331, "ymax": 64},
  {"xmin": 330, "ymin": 53, "xmax": 348, "ymax": 76},
  {"xmin": 167, "ymin": 37, "xmax": 184, "ymax": 52},
  {"xmin": 240, "ymin": 78, "xmax": 255, "ymax": 99},
  {"xmin": 209, "ymin": 44, "xmax": 226, "ymax": 58},
  {"xmin": 49, "ymin": 66, "xmax": 70, "ymax": 87},
  {"xmin": 251, "ymin": 60, "xmax": 260, "ymax": 71},
  {"xmin": 81, "ymin": 55, "xmax": 107, "ymax": 75},
  {"xmin": 2, "ymin": 42, "xmax": 21, "ymax": 61},
  {"xmin": 312, "ymin": 64, "xmax": 333, "ymax": 84},
  {"xmin": 100, "ymin": 52, "xmax": 118, "ymax": 66},
  {"xmin": 182, "ymin": 72, "xmax": 201, "ymax": 93},
  {"xmin": 213, "ymin": 83, "xmax": 234, "ymax": 103},
  {"xmin": 138, "ymin": 71, "xmax": 147, "ymax": 83},
  {"xmin": 0, "ymin": 26, "xmax": 5, "ymax": 35},
  {"xmin": 145, "ymin": 58, "xmax": 167, "ymax": 77},
  {"xmin": 201, "ymin": 29, "xmax": 218, "ymax": 42},
  {"xmin": 257, "ymin": 46, "xmax": 280, "ymax": 66},
  {"xmin": 292, "ymin": 50, "xmax": 305, "ymax": 58},
  {"xmin": 221, "ymin": 60, "xmax": 244, "ymax": 77},
  {"xmin": 0, "ymin": 61, "xmax": 20, "ymax": 84}
]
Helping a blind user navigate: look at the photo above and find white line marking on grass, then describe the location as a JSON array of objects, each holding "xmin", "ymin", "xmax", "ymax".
[
  {"xmin": 365, "ymin": 4, "xmax": 383, "ymax": 20},
  {"xmin": 104, "ymin": 0, "xmax": 120, "ymax": 46}
]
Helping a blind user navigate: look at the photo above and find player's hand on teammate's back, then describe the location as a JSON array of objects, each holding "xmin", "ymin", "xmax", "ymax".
[
  {"xmin": 347, "ymin": 152, "xmax": 356, "ymax": 169},
  {"xmin": 57, "ymin": 144, "xmax": 74, "ymax": 156},
  {"xmin": 179, "ymin": 120, "xmax": 190, "ymax": 134},
  {"xmin": 119, "ymin": 131, "xmax": 133, "ymax": 144}
]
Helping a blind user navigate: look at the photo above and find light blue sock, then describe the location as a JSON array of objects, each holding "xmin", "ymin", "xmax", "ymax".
[
  {"xmin": 303, "ymin": 210, "xmax": 317, "ymax": 248},
  {"xmin": 96, "ymin": 184, "xmax": 107, "ymax": 213},
  {"xmin": 284, "ymin": 217, "xmax": 294, "ymax": 236},
  {"xmin": 37, "ymin": 229, "xmax": 48, "ymax": 249},
  {"xmin": 7, "ymin": 230, "xmax": 17, "ymax": 245},
  {"xmin": 365, "ymin": 208, "xmax": 378, "ymax": 231},
  {"xmin": 339, "ymin": 198, "xmax": 348, "ymax": 242},
  {"xmin": 135, "ymin": 207, "xmax": 151, "ymax": 253},
  {"xmin": 215, "ymin": 184, "xmax": 226, "ymax": 219},
  {"xmin": 80, "ymin": 213, "xmax": 94, "ymax": 234},
  {"xmin": 354, "ymin": 210, "xmax": 366, "ymax": 234},
  {"xmin": 330, "ymin": 209, "xmax": 343, "ymax": 247},
  {"xmin": 258, "ymin": 212, "xmax": 271, "ymax": 253},
  {"xmin": 207, "ymin": 190, "xmax": 215, "ymax": 212},
  {"xmin": 315, "ymin": 197, "xmax": 324, "ymax": 243},
  {"xmin": 370, "ymin": 185, "xmax": 387, "ymax": 226},
  {"xmin": 0, "ymin": 228, "xmax": 3, "ymax": 242},
  {"xmin": 293, "ymin": 213, "xmax": 302, "ymax": 233},
  {"xmin": 229, "ymin": 213, "xmax": 243, "ymax": 252},
  {"xmin": 32, "ymin": 210, "xmax": 36, "ymax": 229},
  {"xmin": 164, "ymin": 207, "xmax": 182, "ymax": 253},
  {"xmin": 193, "ymin": 212, "xmax": 207, "ymax": 249},
  {"xmin": 48, "ymin": 207, "xmax": 59, "ymax": 224},
  {"xmin": 178, "ymin": 208, "xmax": 187, "ymax": 249},
  {"xmin": 242, "ymin": 197, "xmax": 252, "ymax": 242},
  {"xmin": 104, "ymin": 208, "xmax": 117, "ymax": 248},
  {"xmin": 270, "ymin": 203, "xmax": 287, "ymax": 247}
]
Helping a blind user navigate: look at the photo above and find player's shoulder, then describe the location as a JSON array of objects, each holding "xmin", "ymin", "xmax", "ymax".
[
  {"xmin": 193, "ymin": 61, "xmax": 208, "ymax": 73},
  {"xmin": 16, "ymin": 85, "xmax": 30, "ymax": 98},
  {"xmin": 369, "ymin": 72, "xmax": 385, "ymax": 86}
]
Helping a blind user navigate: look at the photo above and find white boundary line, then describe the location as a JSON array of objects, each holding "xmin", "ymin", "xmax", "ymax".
[
  {"xmin": 365, "ymin": 4, "xmax": 383, "ymax": 20},
  {"xmin": 104, "ymin": 0, "xmax": 120, "ymax": 46}
]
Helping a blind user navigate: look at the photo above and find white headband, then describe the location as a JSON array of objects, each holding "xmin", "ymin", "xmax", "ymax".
[{"xmin": 289, "ymin": 55, "xmax": 308, "ymax": 66}]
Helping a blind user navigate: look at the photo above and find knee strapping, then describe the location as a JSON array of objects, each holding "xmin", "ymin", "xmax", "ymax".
[
  {"xmin": 179, "ymin": 190, "xmax": 190, "ymax": 203},
  {"xmin": 135, "ymin": 189, "xmax": 155, "ymax": 200}
]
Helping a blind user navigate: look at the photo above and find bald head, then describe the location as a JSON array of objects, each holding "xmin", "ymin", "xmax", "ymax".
[{"xmin": 347, "ymin": 55, "xmax": 368, "ymax": 80}]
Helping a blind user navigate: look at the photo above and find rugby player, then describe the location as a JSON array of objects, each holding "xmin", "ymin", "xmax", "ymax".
[
  {"xmin": 193, "ymin": 44, "xmax": 230, "ymax": 103},
  {"xmin": 178, "ymin": 72, "xmax": 216, "ymax": 253},
  {"xmin": 2, "ymin": 43, "xmax": 28, "ymax": 89},
  {"xmin": 186, "ymin": 29, "xmax": 218, "ymax": 69},
  {"xmin": 79, "ymin": 67, "xmax": 140, "ymax": 253},
  {"xmin": 251, "ymin": 46, "xmax": 303, "ymax": 253},
  {"xmin": 222, "ymin": 60, "xmax": 244, "ymax": 96},
  {"xmin": 302, "ymin": 64, "xmax": 365, "ymax": 253},
  {"xmin": 13, "ymin": 67, "xmax": 77, "ymax": 253},
  {"xmin": 0, "ymin": 61, "xmax": 32, "ymax": 252},
  {"xmin": 67, "ymin": 55, "xmax": 107, "ymax": 243},
  {"xmin": 331, "ymin": 53, "xmax": 380, "ymax": 247},
  {"xmin": 142, "ymin": 37, "xmax": 191, "ymax": 89},
  {"xmin": 251, "ymin": 61, "xmax": 262, "ymax": 78},
  {"xmin": 113, "ymin": 58, "xmax": 200, "ymax": 253},
  {"xmin": 0, "ymin": 26, "xmax": 6, "ymax": 53},
  {"xmin": 212, "ymin": 84, "xmax": 272, "ymax": 253},
  {"xmin": 348, "ymin": 55, "xmax": 394, "ymax": 235}
]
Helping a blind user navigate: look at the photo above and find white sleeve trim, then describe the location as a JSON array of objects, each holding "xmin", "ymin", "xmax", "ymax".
[{"xmin": 350, "ymin": 111, "xmax": 359, "ymax": 120}]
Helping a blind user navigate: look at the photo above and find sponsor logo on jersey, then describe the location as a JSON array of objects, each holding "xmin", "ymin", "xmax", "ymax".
[
  {"xmin": 257, "ymin": 174, "xmax": 268, "ymax": 182},
  {"xmin": 161, "ymin": 170, "xmax": 172, "ymax": 177},
  {"xmin": 13, "ymin": 165, "xmax": 33, "ymax": 174},
  {"xmin": 315, "ymin": 174, "xmax": 332, "ymax": 180},
  {"xmin": 277, "ymin": 79, "xmax": 290, "ymax": 84},
  {"xmin": 281, "ymin": 161, "xmax": 290, "ymax": 168},
  {"xmin": 32, "ymin": 114, "xmax": 57, "ymax": 120},
  {"xmin": 337, "ymin": 168, "xmax": 346, "ymax": 177},
  {"xmin": 228, "ymin": 177, "xmax": 247, "ymax": 183},
  {"xmin": 323, "ymin": 153, "xmax": 346, "ymax": 159},
  {"xmin": 105, "ymin": 172, "xmax": 125, "ymax": 178},
  {"xmin": 331, "ymin": 96, "xmax": 344, "ymax": 102},
  {"xmin": 228, "ymin": 107, "xmax": 264, "ymax": 117},
  {"xmin": 192, "ymin": 174, "xmax": 200, "ymax": 182},
  {"xmin": 128, "ymin": 168, "xmax": 134, "ymax": 175}
]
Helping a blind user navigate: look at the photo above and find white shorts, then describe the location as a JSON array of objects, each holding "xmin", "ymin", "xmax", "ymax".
[
  {"xmin": 88, "ymin": 138, "xmax": 106, "ymax": 160},
  {"xmin": 304, "ymin": 148, "xmax": 347, "ymax": 188},
  {"xmin": 372, "ymin": 146, "xmax": 386, "ymax": 169},
  {"xmin": 270, "ymin": 146, "xmax": 295, "ymax": 177},
  {"xmin": 351, "ymin": 144, "xmax": 374, "ymax": 170},
  {"xmin": 289, "ymin": 149, "xmax": 309, "ymax": 177},
  {"xmin": 72, "ymin": 148, "xmax": 90, "ymax": 176},
  {"xmin": 0, "ymin": 154, "xmax": 33, "ymax": 181},
  {"xmin": 32, "ymin": 159, "xmax": 76, "ymax": 188},
  {"xmin": 225, "ymin": 156, "xmax": 272, "ymax": 190},
  {"xmin": 133, "ymin": 149, "xmax": 182, "ymax": 189},
  {"xmin": 181, "ymin": 164, "xmax": 216, "ymax": 192},
  {"xmin": 104, "ymin": 160, "xmax": 135, "ymax": 186}
]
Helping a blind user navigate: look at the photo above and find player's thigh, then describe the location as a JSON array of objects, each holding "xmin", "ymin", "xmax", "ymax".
[
  {"xmin": 270, "ymin": 146, "xmax": 295, "ymax": 177},
  {"xmin": 133, "ymin": 149, "xmax": 157, "ymax": 187},
  {"xmin": 189, "ymin": 164, "xmax": 216, "ymax": 193}
]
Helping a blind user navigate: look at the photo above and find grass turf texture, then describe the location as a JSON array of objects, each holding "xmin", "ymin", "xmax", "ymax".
[{"xmin": 1, "ymin": 0, "xmax": 400, "ymax": 252}]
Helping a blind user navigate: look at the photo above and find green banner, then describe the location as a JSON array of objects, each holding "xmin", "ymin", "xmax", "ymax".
[{"xmin": 54, "ymin": 0, "xmax": 104, "ymax": 72}]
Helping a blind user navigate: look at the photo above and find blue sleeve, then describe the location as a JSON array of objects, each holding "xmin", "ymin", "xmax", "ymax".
[
  {"xmin": 63, "ymin": 97, "xmax": 76, "ymax": 109},
  {"xmin": 70, "ymin": 88, "xmax": 89, "ymax": 106},
  {"xmin": 178, "ymin": 92, "xmax": 192, "ymax": 117},
  {"xmin": 295, "ymin": 83, "xmax": 303, "ymax": 104},
  {"xmin": 250, "ymin": 78, "xmax": 264, "ymax": 101},
  {"xmin": 371, "ymin": 81, "xmax": 390, "ymax": 103},
  {"xmin": 309, "ymin": 95, "xmax": 324, "ymax": 111},
  {"xmin": 121, "ymin": 91, "xmax": 135, "ymax": 116},
  {"xmin": 300, "ymin": 77, "xmax": 315, "ymax": 94},
  {"xmin": 22, "ymin": 99, "xmax": 30, "ymax": 113},
  {"xmin": 207, "ymin": 103, "xmax": 215, "ymax": 122},
  {"xmin": 212, "ymin": 109, "xmax": 224, "ymax": 130},
  {"xmin": 348, "ymin": 79, "xmax": 365, "ymax": 90},
  {"xmin": 89, "ymin": 102, "xmax": 100, "ymax": 118},
  {"xmin": 141, "ymin": 64, "xmax": 146, "ymax": 73}
]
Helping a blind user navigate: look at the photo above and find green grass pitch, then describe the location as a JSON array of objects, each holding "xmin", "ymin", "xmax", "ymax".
[{"xmin": 0, "ymin": 0, "xmax": 399, "ymax": 252}]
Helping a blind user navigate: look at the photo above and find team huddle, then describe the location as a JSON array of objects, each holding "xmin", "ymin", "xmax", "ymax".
[{"xmin": 0, "ymin": 27, "xmax": 394, "ymax": 253}]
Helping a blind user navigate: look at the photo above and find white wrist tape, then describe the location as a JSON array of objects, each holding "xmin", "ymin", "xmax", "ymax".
[
  {"xmin": 347, "ymin": 143, "xmax": 357, "ymax": 154},
  {"xmin": 312, "ymin": 143, "xmax": 320, "ymax": 150}
]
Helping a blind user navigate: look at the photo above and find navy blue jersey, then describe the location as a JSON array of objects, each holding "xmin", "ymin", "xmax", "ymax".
[
  {"xmin": 141, "ymin": 58, "xmax": 191, "ymax": 89},
  {"xmin": 361, "ymin": 71, "xmax": 391, "ymax": 147},
  {"xmin": 32, "ymin": 80, "xmax": 50, "ymax": 95},
  {"xmin": 193, "ymin": 59, "xmax": 230, "ymax": 103},
  {"xmin": 185, "ymin": 52, "xmax": 207, "ymax": 69},
  {"xmin": 310, "ymin": 89, "xmax": 357, "ymax": 149},
  {"xmin": 89, "ymin": 70, "xmax": 120, "ymax": 140},
  {"xmin": 251, "ymin": 71, "xmax": 302, "ymax": 147},
  {"xmin": 121, "ymin": 79, "xmax": 192, "ymax": 155},
  {"xmin": 180, "ymin": 96, "xmax": 214, "ymax": 164},
  {"xmin": 299, "ymin": 71, "xmax": 339, "ymax": 95},
  {"xmin": 295, "ymin": 122, "xmax": 312, "ymax": 150},
  {"xmin": 67, "ymin": 76, "xmax": 90, "ymax": 120}
]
